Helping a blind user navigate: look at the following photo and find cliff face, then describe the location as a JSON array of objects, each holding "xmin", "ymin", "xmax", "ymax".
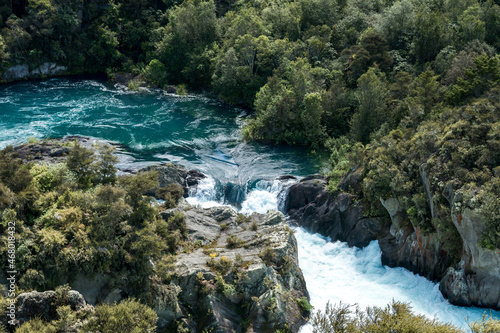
[
  {"xmin": 3, "ymin": 138, "xmax": 310, "ymax": 332},
  {"xmin": 285, "ymin": 174, "xmax": 500, "ymax": 310},
  {"xmin": 164, "ymin": 205, "xmax": 309, "ymax": 332}
]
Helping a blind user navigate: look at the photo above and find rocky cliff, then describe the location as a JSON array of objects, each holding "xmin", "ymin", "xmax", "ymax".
[
  {"xmin": 284, "ymin": 173, "xmax": 500, "ymax": 310},
  {"xmin": 2, "ymin": 138, "xmax": 310, "ymax": 332},
  {"xmin": 157, "ymin": 204, "xmax": 309, "ymax": 332}
]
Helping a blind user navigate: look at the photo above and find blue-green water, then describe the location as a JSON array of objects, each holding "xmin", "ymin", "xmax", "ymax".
[
  {"xmin": 1, "ymin": 77, "xmax": 499, "ymax": 330},
  {"xmin": 0, "ymin": 77, "xmax": 319, "ymax": 184}
]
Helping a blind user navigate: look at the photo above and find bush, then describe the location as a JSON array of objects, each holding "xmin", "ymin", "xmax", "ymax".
[
  {"xmin": 297, "ymin": 297, "xmax": 313, "ymax": 312},
  {"xmin": 16, "ymin": 318, "xmax": 56, "ymax": 333},
  {"xmin": 311, "ymin": 301, "xmax": 462, "ymax": 333},
  {"xmin": 83, "ymin": 299, "xmax": 157, "ymax": 333}
]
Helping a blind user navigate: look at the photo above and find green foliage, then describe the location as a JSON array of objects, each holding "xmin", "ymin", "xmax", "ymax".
[
  {"xmin": 157, "ymin": 183, "xmax": 184, "ymax": 208},
  {"xmin": 350, "ymin": 67, "xmax": 389, "ymax": 144},
  {"xmin": 15, "ymin": 318, "xmax": 57, "ymax": 333},
  {"xmin": 143, "ymin": 59, "xmax": 167, "ymax": 87},
  {"xmin": 446, "ymin": 55, "xmax": 500, "ymax": 105},
  {"xmin": 65, "ymin": 141, "xmax": 96, "ymax": 189},
  {"xmin": 297, "ymin": 296, "xmax": 313, "ymax": 312},
  {"xmin": 311, "ymin": 301, "xmax": 462, "ymax": 333},
  {"xmin": 243, "ymin": 58, "xmax": 328, "ymax": 145},
  {"xmin": 83, "ymin": 299, "xmax": 157, "ymax": 333}
]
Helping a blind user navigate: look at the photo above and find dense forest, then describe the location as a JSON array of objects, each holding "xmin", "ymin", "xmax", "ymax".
[
  {"xmin": 1, "ymin": 0, "xmax": 500, "ymax": 330},
  {"xmin": 1, "ymin": 0, "xmax": 500, "ymax": 250}
]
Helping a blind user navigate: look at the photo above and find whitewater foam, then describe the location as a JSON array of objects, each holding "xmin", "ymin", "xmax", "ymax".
[{"xmin": 294, "ymin": 228, "xmax": 500, "ymax": 332}]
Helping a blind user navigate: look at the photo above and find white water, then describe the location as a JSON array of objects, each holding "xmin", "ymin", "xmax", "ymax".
[
  {"xmin": 187, "ymin": 178, "xmax": 500, "ymax": 331},
  {"xmin": 295, "ymin": 229, "xmax": 500, "ymax": 332}
]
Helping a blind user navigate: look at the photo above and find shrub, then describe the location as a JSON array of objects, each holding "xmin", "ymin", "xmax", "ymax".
[
  {"xmin": 83, "ymin": 299, "xmax": 157, "ymax": 333},
  {"xmin": 259, "ymin": 246, "xmax": 277, "ymax": 266},
  {"xmin": 226, "ymin": 234, "xmax": 242, "ymax": 248},
  {"xmin": 311, "ymin": 301, "xmax": 462, "ymax": 333},
  {"xmin": 207, "ymin": 256, "xmax": 233, "ymax": 275},
  {"xmin": 297, "ymin": 297, "xmax": 313, "ymax": 312},
  {"xmin": 15, "ymin": 318, "xmax": 57, "ymax": 333}
]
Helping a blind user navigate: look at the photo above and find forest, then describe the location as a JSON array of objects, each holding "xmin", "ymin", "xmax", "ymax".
[{"xmin": 1, "ymin": 0, "xmax": 500, "ymax": 330}]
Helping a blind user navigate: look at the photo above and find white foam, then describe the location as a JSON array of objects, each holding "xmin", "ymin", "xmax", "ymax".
[
  {"xmin": 186, "ymin": 176, "xmax": 223, "ymax": 208},
  {"xmin": 294, "ymin": 228, "xmax": 500, "ymax": 332}
]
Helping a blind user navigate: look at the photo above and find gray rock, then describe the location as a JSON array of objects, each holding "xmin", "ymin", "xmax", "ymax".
[
  {"xmin": 2, "ymin": 63, "xmax": 67, "ymax": 81},
  {"xmin": 286, "ymin": 180, "xmax": 382, "ymax": 248},
  {"xmin": 165, "ymin": 205, "xmax": 309, "ymax": 332},
  {"xmin": 70, "ymin": 273, "xmax": 111, "ymax": 305},
  {"xmin": 16, "ymin": 290, "xmax": 87, "ymax": 326}
]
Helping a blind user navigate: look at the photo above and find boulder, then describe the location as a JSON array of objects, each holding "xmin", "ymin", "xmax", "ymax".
[
  {"xmin": 286, "ymin": 178, "xmax": 382, "ymax": 248},
  {"xmin": 160, "ymin": 204, "xmax": 310, "ymax": 332},
  {"xmin": 16, "ymin": 290, "xmax": 88, "ymax": 326}
]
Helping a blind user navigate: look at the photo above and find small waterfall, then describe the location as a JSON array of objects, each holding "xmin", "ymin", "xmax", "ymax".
[{"xmin": 186, "ymin": 176, "xmax": 222, "ymax": 208}]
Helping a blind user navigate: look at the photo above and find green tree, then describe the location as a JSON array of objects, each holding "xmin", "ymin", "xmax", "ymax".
[
  {"xmin": 376, "ymin": 0, "xmax": 415, "ymax": 52},
  {"xmin": 299, "ymin": 0, "xmax": 339, "ymax": 29},
  {"xmin": 408, "ymin": 68, "xmax": 441, "ymax": 118},
  {"xmin": 350, "ymin": 67, "xmax": 389, "ymax": 144},
  {"xmin": 158, "ymin": 0, "xmax": 219, "ymax": 86},
  {"xmin": 446, "ymin": 55, "xmax": 500, "ymax": 104},
  {"xmin": 243, "ymin": 58, "xmax": 328, "ymax": 145},
  {"xmin": 456, "ymin": 5, "xmax": 486, "ymax": 45},
  {"xmin": 66, "ymin": 141, "xmax": 96, "ymax": 189},
  {"xmin": 412, "ymin": 6, "xmax": 448, "ymax": 63},
  {"xmin": 143, "ymin": 59, "xmax": 167, "ymax": 87}
]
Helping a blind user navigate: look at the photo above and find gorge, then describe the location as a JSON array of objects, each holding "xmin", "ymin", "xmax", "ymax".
[{"xmin": 1, "ymin": 77, "xmax": 500, "ymax": 330}]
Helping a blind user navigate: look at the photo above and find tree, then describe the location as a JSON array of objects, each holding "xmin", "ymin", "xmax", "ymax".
[
  {"xmin": 376, "ymin": 0, "xmax": 415, "ymax": 52},
  {"xmin": 457, "ymin": 5, "xmax": 486, "ymax": 45},
  {"xmin": 65, "ymin": 141, "xmax": 96, "ymax": 189},
  {"xmin": 342, "ymin": 29, "xmax": 392, "ymax": 84},
  {"xmin": 299, "ymin": 0, "xmax": 339, "ymax": 29},
  {"xmin": 158, "ymin": 0, "xmax": 219, "ymax": 86},
  {"xmin": 408, "ymin": 68, "xmax": 441, "ymax": 118},
  {"xmin": 412, "ymin": 6, "xmax": 448, "ymax": 63},
  {"xmin": 143, "ymin": 59, "xmax": 167, "ymax": 87},
  {"xmin": 243, "ymin": 58, "xmax": 328, "ymax": 145},
  {"xmin": 350, "ymin": 67, "xmax": 389, "ymax": 144},
  {"xmin": 446, "ymin": 55, "xmax": 500, "ymax": 104}
]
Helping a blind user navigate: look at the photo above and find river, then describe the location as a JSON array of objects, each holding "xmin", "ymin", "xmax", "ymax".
[{"xmin": 1, "ymin": 77, "xmax": 498, "ymax": 331}]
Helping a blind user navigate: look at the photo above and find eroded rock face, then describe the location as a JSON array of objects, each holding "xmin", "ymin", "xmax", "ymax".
[
  {"xmin": 285, "ymin": 172, "xmax": 500, "ymax": 310},
  {"xmin": 2, "ymin": 63, "xmax": 67, "ymax": 81},
  {"xmin": 285, "ymin": 177, "xmax": 382, "ymax": 248},
  {"xmin": 162, "ymin": 205, "xmax": 310, "ymax": 332},
  {"xmin": 440, "ymin": 207, "xmax": 500, "ymax": 308}
]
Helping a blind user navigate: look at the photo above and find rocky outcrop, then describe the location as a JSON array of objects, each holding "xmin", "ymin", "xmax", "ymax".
[
  {"xmin": 15, "ymin": 290, "xmax": 90, "ymax": 326},
  {"xmin": 160, "ymin": 204, "xmax": 310, "ymax": 332},
  {"xmin": 2, "ymin": 63, "xmax": 68, "ymax": 82},
  {"xmin": 285, "ymin": 176, "xmax": 382, "ymax": 248},
  {"xmin": 108, "ymin": 72, "xmax": 178, "ymax": 94},
  {"xmin": 285, "ymin": 171, "xmax": 500, "ymax": 310},
  {"xmin": 140, "ymin": 163, "xmax": 206, "ymax": 197},
  {"xmin": 377, "ymin": 197, "xmax": 453, "ymax": 281},
  {"xmin": 440, "ymin": 205, "xmax": 500, "ymax": 308}
]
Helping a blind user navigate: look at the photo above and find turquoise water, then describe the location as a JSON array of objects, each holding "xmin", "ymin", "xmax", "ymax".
[
  {"xmin": 2, "ymin": 77, "xmax": 499, "ymax": 330},
  {"xmin": 0, "ymin": 77, "xmax": 319, "ymax": 185}
]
